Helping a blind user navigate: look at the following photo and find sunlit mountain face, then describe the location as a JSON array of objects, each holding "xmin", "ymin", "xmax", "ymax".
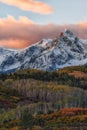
[
  {"xmin": 0, "ymin": 0, "xmax": 87, "ymax": 72},
  {"xmin": 0, "ymin": 30, "xmax": 87, "ymax": 73}
]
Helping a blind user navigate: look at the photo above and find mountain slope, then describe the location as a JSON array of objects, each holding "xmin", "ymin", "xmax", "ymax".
[{"xmin": 0, "ymin": 30, "xmax": 87, "ymax": 73}]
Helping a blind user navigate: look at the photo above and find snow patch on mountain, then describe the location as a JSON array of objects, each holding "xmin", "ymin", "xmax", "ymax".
[{"xmin": 0, "ymin": 30, "xmax": 87, "ymax": 73}]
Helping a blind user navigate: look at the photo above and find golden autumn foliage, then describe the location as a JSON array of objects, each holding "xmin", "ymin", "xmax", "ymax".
[
  {"xmin": 0, "ymin": 66, "xmax": 87, "ymax": 130},
  {"xmin": 9, "ymin": 127, "xmax": 19, "ymax": 130}
]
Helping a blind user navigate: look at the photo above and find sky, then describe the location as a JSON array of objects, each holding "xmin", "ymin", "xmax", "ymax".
[{"xmin": 0, "ymin": 0, "xmax": 87, "ymax": 48}]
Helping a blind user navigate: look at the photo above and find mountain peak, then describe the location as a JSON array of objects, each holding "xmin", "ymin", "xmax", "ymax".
[
  {"xmin": 59, "ymin": 29, "xmax": 76, "ymax": 40},
  {"xmin": 0, "ymin": 30, "xmax": 86, "ymax": 73},
  {"xmin": 63, "ymin": 29, "xmax": 75, "ymax": 37}
]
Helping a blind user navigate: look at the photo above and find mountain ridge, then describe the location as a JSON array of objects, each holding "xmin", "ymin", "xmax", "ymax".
[{"xmin": 0, "ymin": 29, "xmax": 87, "ymax": 73}]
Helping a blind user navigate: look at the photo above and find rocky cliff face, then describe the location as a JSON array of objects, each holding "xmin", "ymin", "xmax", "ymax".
[{"xmin": 0, "ymin": 30, "xmax": 87, "ymax": 73}]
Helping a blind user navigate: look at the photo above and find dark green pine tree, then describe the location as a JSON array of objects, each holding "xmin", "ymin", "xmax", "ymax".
[{"xmin": 20, "ymin": 109, "xmax": 34, "ymax": 130}]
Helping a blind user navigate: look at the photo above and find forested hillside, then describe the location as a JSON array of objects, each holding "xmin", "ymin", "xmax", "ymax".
[
  {"xmin": 1, "ymin": 66, "xmax": 87, "ymax": 89},
  {"xmin": 0, "ymin": 66, "xmax": 87, "ymax": 130}
]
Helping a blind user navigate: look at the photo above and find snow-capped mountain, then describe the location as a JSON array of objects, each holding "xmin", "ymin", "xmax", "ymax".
[{"xmin": 0, "ymin": 29, "xmax": 87, "ymax": 73}]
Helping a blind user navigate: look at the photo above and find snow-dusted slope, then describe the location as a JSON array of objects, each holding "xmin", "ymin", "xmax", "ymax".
[{"xmin": 0, "ymin": 30, "xmax": 87, "ymax": 73}]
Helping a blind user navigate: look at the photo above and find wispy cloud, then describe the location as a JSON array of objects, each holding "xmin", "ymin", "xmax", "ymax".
[
  {"xmin": 0, "ymin": 0, "xmax": 53, "ymax": 14},
  {"xmin": 0, "ymin": 16, "xmax": 87, "ymax": 49}
]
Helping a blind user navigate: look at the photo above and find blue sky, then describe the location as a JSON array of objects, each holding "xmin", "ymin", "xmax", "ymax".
[
  {"xmin": 0, "ymin": 0, "xmax": 87, "ymax": 24},
  {"xmin": 0, "ymin": 0, "xmax": 87, "ymax": 48}
]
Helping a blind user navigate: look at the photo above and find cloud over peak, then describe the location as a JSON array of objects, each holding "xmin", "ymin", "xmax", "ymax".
[
  {"xmin": 0, "ymin": 0, "xmax": 53, "ymax": 14},
  {"xmin": 0, "ymin": 16, "xmax": 87, "ymax": 49}
]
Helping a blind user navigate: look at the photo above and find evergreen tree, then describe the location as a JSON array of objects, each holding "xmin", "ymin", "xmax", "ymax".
[{"xmin": 20, "ymin": 109, "xmax": 34, "ymax": 130}]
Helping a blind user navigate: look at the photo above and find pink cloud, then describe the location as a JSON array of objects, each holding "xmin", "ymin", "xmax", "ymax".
[
  {"xmin": 0, "ymin": 16, "xmax": 87, "ymax": 49},
  {"xmin": 0, "ymin": 0, "xmax": 53, "ymax": 14}
]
